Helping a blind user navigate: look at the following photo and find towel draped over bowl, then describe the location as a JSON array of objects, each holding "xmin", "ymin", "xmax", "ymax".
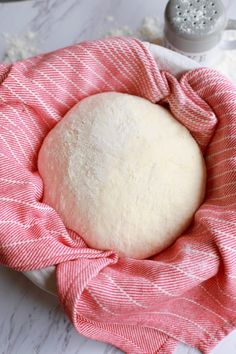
[{"xmin": 0, "ymin": 36, "xmax": 236, "ymax": 354}]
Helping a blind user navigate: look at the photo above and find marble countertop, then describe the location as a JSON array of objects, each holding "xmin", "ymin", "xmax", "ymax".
[{"xmin": 1, "ymin": 1, "xmax": 236, "ymax": 353}]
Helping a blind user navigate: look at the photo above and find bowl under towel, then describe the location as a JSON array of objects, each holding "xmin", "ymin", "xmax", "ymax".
[{"xmin": 0, "ymin": 36, "xmax": 236, "ymax": 354}]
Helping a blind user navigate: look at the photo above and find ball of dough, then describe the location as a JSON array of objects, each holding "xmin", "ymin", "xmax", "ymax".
[{"xmin": 38, "ymin": 92, "xmax": 206, "ymax": 259}]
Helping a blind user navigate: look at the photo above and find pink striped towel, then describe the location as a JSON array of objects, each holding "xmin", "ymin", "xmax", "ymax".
[{"xmin": 0, "ymin": 37, "xmax": 236, "ymax": 354}]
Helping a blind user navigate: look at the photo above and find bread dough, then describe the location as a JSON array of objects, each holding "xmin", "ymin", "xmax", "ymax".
[{"xmin": 38, "ymin": 92, "xmax": 206, "ymax": 259}]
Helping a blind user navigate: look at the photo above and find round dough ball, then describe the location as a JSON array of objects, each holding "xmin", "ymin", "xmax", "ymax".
[{"xmin": 38, "ymin": 92, "xmax": 206, "ymax": 259}]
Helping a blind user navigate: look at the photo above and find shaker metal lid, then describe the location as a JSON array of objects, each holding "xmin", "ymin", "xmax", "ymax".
[{"xmin": 164, "ymin": 0, "xmax": 227, "ymax": 53}]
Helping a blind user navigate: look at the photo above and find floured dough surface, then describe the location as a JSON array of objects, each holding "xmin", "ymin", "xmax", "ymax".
[{"xmin": 38, "ymin": 92, "xmax": 206, "ymax": 259}]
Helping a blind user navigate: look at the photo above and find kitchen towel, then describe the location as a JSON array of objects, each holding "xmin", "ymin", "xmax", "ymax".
[{"xmin": 0, "ymin": 36, "xmax": 236, "ymax": 354}]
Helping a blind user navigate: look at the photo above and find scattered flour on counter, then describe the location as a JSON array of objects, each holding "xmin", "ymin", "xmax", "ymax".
[
  {"xmin": 107, "ymin": 16, "xmax": 163, "ymax": 44},
  {"xmin": 105, "ymin": 15, "xmax": 114, "ymax": 22},
  {"xmin": 138, "ymin": 17, "xmax": 163, "ymax": 42},
  {"xmin": 2, "ymin": 31, "xmax": 40, "ymax": 63},
  {"xmin": 108, "ymin": 25, "xmax": 133, "ymax": 37}
]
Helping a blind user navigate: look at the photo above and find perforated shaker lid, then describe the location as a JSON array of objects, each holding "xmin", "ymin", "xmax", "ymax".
[{"xmin": 164, "ymin": 0, "xmax": 227, "ymax": 53}]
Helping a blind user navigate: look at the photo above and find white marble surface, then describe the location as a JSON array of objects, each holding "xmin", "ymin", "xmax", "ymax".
[{"xmin": 1, "ymin": 0, "xmax": 236, "ymax": 353}]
